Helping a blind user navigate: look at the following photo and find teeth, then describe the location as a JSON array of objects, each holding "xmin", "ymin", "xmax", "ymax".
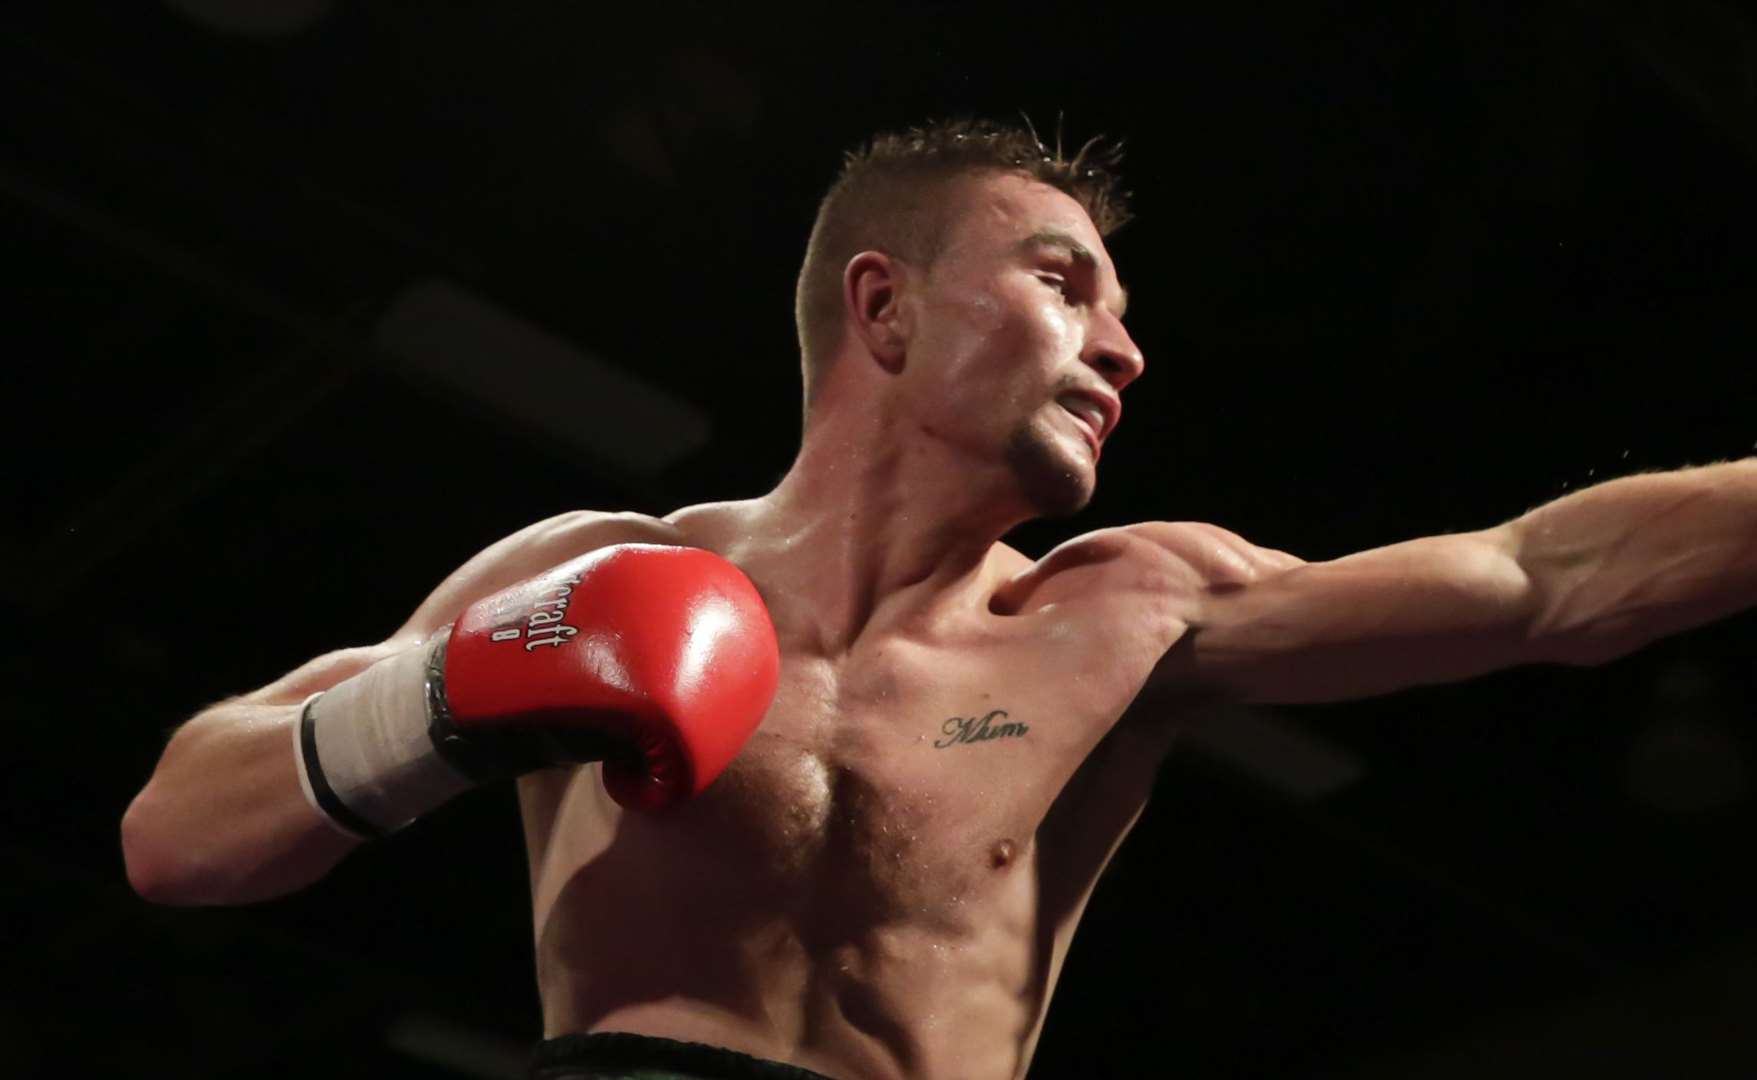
[{"xmin": 1060, "ymin": 398, "xmax": 1103, "ymax": 436}]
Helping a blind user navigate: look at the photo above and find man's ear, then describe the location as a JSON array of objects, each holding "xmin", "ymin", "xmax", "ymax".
[{"xmin": 842, "ymin": 251, "xmax": 909, "ymax": 373}]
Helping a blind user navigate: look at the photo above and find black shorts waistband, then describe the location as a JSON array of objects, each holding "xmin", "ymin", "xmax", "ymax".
[{"xmin": 529, "ymin": 1032, "xmax": 842, "ymax": 1080}]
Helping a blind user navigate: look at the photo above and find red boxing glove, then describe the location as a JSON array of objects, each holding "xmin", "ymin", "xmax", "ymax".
[
  {"xmin": 296, "ymin": 544, "xmax": 778, "ymax": 837},
  {"xmin": 438, "ymin": 544, "xmax": 780, "ymax": 811}
]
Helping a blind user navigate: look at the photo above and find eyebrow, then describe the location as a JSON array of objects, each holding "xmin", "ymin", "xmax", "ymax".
[{"xmin": 1021, "ymin": 229, "xmax": 1130, "ymax": 318}]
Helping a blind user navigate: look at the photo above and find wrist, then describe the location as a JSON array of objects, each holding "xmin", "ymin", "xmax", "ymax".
[{"xmin": 295, "ymin": 632, "xmax": 474, "ymax": 839}]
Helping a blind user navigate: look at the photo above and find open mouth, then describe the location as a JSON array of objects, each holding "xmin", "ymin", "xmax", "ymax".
[{"xmin": 1057, "ymin": 395, "xmax": 1106, "ymax": 447}]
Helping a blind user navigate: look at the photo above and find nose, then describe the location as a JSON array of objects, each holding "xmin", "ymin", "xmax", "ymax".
[{"xmin": 1082, "ymin": 310, "xmax": 1145, "ymax": 391}]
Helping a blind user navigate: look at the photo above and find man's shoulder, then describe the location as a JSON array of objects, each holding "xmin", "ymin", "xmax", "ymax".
[
  {"xmin": 1029, "ymin": 521, "xmax": 1305, "ymax": 591},
  {"xmin": 532, "ymin": 501, "xmax": 778, "ymax": 555},
  {"xmin": 989, "ymin": 526, "xmax": 1180, "ymax": 616},
  {"xmin": 657, "ymin": 499, "xmax": 765, "ymax": 555},
  {"xmin": 393, "ymin": 509, "xmax": 686, "ymax": 643},
  {"xmin": 528, "ymin": 508, "xmax": 685, "ymax": 548},
  {"xmin": 487, "ymin": 509, "xmax": 687, "ymax": 570}
]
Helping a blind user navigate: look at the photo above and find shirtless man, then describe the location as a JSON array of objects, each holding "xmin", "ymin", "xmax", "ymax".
[{"xmin": 122, "ymin": 118, "xmax": 1757, "ymax": 1080}]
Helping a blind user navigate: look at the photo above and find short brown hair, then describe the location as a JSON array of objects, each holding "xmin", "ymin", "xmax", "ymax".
[{"xmin": 794, "ymin": 117, "xmax": 1131, "ymax": 414}]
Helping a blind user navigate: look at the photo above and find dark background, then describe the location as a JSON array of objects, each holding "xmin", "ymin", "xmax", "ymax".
[{"xmin": 4, "ymin": 2, "xmax": 1755, "ymax": 1076}]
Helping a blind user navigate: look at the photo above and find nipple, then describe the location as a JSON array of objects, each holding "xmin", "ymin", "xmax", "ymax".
[{"xmin": 990, "ymin": 838, "xmax": 1017, "ymax": 869}]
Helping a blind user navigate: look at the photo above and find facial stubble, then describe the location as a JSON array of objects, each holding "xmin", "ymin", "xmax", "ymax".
[{"xmin": 1004, "ymin": 415, "xmax": 1095, "ymax": 518}]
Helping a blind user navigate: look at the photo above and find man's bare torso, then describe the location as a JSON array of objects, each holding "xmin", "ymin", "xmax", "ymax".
[{"xmin": 515, "ymin": 502, "xmax": 1201, "ymax": 1080}]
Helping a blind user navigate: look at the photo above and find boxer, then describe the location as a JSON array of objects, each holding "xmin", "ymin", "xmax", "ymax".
[{"xmin": 124, "ymin": 118, "xmax": 1757, "ymax": 1079}]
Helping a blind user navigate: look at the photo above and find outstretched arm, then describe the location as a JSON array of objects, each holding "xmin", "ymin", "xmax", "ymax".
[{"xmin": 1144, "ymin": 458, "xmax": 1757, "ymax": 705}]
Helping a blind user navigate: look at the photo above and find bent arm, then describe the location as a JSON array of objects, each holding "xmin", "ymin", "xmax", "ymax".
[
  {"xmin": 1147, "ymin": 459, "xmax": 1757, "ymax": 705},
  {"xmin": 121, "ymin": 648, "xmax": 390, "ymax": 905},
  {"xmin": 121, "ymin": 510, "xmax": 676, "ymax": 905}
]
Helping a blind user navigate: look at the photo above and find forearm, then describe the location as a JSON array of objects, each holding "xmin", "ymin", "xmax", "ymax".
[
  {"xmin": 123, "ymin": 700, "xmax": 363, "ymax": 905},
  {"xmin": 1512, "ymin": 458, "xmax": 1757, "ymax": 664}
]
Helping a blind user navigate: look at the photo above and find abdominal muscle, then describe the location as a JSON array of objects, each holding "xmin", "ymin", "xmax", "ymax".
[
  {"xmin": 563, "ymin": 896, "xmax": 1041, "ymax": 1080},
  {"xmin": 522, "ymin": 747, "xmax": 1081, "ymax": 1080}
]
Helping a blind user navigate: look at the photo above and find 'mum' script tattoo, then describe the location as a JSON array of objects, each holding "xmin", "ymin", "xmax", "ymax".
[{"xmin": 934, "ymin": 709, "xmax": 1029, "ymax": 749}]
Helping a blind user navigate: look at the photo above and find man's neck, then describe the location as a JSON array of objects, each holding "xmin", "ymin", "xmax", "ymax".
[{"xmin": 754, "ymin": 414, "xmax": 1031, "ymax": 655}]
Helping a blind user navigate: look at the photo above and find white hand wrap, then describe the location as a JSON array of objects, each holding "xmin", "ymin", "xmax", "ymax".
[{"xmin": 292, "ymin": 635, "xmax": 474, "ymax": 839}]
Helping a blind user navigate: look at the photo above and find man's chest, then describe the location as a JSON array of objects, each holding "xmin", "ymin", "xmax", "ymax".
[{"xmin": 652, "ymin": 579, "xmax": 1184, "ymax": 918}]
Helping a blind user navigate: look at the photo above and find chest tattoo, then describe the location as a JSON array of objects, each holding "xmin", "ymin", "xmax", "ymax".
[{"xmin": 933, "ymin": 708, "xmax": 1029, "ymax": 749}]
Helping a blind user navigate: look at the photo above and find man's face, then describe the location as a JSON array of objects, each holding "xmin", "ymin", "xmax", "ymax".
[{"xmin": 899, "ymin": 173, "xmax": 1143, "ymax": 517}]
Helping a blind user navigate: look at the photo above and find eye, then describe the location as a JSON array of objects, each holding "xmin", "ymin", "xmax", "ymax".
[{"xmin": 1037, "ymin": 274, "xmax": 1074, "ymax": 301}]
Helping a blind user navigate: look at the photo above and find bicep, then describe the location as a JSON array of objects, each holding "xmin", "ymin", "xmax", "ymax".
[{"xmin": 1152, "ymin": 525, "xmax": 1553, "ymax": 706}]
